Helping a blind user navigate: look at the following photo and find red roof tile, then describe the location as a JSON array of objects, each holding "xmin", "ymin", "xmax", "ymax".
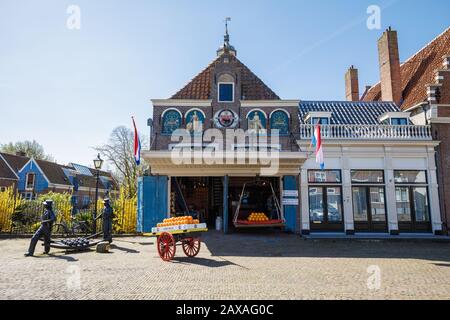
[
  {"xmin": 363, "ymin": 27, "xmax": 450, "ymax": 110},
  {"xmin": 171, "ymin": 55, "xmax": 280, "ymax": 100}
]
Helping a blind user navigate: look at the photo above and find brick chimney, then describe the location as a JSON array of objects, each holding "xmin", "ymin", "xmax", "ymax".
[
  {"xmin": 345, "ymin": 66, "xmax": 360, "ymax": 101},
  {"xmin": 378, "ymin": 27, "xmax": 402, "ymax": 106}
]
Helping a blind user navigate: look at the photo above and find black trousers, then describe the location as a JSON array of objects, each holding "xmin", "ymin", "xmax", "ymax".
[
  {"xmin": 28, "ymin": 225, "xmax": 51, "ymax": 255},
  {"xmin": 103, "ymin": 219, "xmax": 112, "ymax": 242}
]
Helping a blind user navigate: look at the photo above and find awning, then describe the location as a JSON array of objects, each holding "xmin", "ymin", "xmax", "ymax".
[{"xmin": 142, "ymin": 151, "xmax": 306, "ymax": 176}]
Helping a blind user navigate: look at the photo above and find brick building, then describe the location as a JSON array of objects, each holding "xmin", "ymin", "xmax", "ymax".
[
  {"xmin": 138, "ymin": 25, "xmax": 443, "ymax": 236},
  {"xmin": 350, "ymin": 26, "xmax": 450, "ymax": 234}
]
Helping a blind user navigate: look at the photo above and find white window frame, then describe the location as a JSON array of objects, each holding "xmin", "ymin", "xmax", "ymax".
[
  {"xmin": 25, "ymin": 173, "xmax": 35, "ymax": 190},
  {"xmin": 378, "ymin": 112, "xmax": 411, "ymax": 125},
  {"xmin": 218, "ymin": 82, "xmax": 235, "ymax": 103}
]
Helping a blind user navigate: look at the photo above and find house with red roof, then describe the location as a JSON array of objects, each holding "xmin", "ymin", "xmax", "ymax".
[
  {"xmin": 138, "ymin": 24, "xmax": 444, "ymax": 237},
  {"xmin": 345, "ymin": 26, "xmax": 450, "ymax": 234}
]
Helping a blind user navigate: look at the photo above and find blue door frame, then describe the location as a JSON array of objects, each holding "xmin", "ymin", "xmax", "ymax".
[
  {"xmin": 283, "ymin": 176, "xmax": 298, "ymax": 233},
  {"xmin": 137, "ymin": 176, "xmax": 168, "ymax": 233}
]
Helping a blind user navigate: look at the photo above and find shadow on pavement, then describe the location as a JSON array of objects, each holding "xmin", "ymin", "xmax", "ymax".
[
  {"xmin": 45, "ymin": 253, "xmax": 78, "ymax": 262},
  {"xmin": 172, "ymin": 256, "xmax": 241, "ymax": 268},
  {"xmin": 110, "ymin": 244, "xmax": 140, "ymax": 254},
  {"xmin": 202, "ymin": 230, "xmax": 450, "ymax": 262}
]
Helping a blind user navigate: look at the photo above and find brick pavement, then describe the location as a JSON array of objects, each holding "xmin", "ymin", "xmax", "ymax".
[{"xmin": 0, "ymin": 231, "xmax": 449, "ymax": 300}]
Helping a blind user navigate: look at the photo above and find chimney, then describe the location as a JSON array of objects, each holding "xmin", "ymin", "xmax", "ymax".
[
  {"xmin": 378, "ymin": 27, "xmax": 402, "ymax": 106},
  {"xmin": 345, "ymin": 66, "xmax": 360, "ymax": 101},
  {"xmin": 16, "ymin": 151, "xmax": 26, "ymax": 157}
]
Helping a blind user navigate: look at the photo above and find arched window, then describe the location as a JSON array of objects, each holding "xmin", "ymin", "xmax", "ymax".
[
  {"xmin": 185, "ymin": 109, "xmax": 206, "ymax": 133},
  {"xmin": 161, "ymin": 109, "xmax": 182, "ymax": 134},
  {"xmin": 270, "ymin": 109, "xmax": 290, "ymax": 135},
  {"xmin": 247, "ymin": 109, "xmax": 267, "ymax": 132}
]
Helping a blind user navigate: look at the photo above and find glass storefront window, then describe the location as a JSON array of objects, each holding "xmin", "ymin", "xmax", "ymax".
[
  {"xmin": 396, "ymin": 187, "xmax": 411, "ymax": 222},
  {"xmin": 309, "ymin": 187, "xmax": 324, "ymax": 223},
  {"xmin": 308, "ymin": 170, "xmax": 341, "ymax": 183},
  {"xmin": 370, "ymin": 187, "xmax": 386, "ymax": 222},
  {"xmin": 413, "ymin": 187, "xmax": 430, "ymax": 222},
  {"xmin": 326, "ymin": 187, "xmax": 342, "ymax": 222},
  {"xmin": 351, "ymin": 170, "xmax": 384, "ymax": 184},
  {"xmin": 394, "ymin": 171, "xmax": 427, "ymax": 184},
  {"xmin": 352, "ymin": 187, "xmax": 368, "ymax": 222}
]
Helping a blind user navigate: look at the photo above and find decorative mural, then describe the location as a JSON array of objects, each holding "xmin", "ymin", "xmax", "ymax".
[
  {"xmin": 162, "ymin": 109, "xmax": 182, "ymax": 134},
  {"xmin": 270, "ymin": 110, "xmax": 289, "ymax": 135},
  {"xmin": 214, "ymin": 109, "xmax": 239, "ymax": 129},
  {"xmin": 247, "ymin": 110, "xmax": 267, "ymax": 133},
  {"xmin": 185, "ymin": 110, "xmax": 205, "ymax": 133}
]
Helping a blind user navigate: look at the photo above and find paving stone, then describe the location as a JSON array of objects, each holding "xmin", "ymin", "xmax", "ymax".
[{"xmin": 0, "ymin": 231, "xmax": 449, "ymax": 300}]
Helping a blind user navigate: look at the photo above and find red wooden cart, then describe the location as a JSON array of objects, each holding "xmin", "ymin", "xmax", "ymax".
[{"xmin": 144, "ymin": 226, "xmax": 208, "ymax": 261}]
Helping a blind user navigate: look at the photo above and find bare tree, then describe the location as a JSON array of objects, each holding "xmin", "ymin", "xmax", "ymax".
[
  {"xmin": 1, "ymin": 140, "xmax": 54, "ymax": 161},
  {"xmin": 95, "ymin": 126, "xmax": 148, "ymax": 197}
]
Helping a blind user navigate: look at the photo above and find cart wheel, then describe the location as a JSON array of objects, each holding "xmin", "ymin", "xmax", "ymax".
[
  {"xmin": 157, "ymin": 232, "xmax": 176, "ymax": 261},
  {"xmin": 182, "ymin": 238, "xmax": 201, "ymax": 257}
]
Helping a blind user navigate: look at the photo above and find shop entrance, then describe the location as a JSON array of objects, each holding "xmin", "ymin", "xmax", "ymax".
[
  {"xmin": 170, "ymin": 176, "xmax": 282, "ymax": 231},
  {"xmin": 170, "ymin": 177, "xmax": 223, "ymax": 227}
]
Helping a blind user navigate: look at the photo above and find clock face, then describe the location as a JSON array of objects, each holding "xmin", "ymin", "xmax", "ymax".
[{"xmin": 214, "ymin": 109, "xmax": 238, "ymax": 128}]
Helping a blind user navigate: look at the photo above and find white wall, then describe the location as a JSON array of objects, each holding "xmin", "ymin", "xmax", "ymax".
[{"xmin": 299, "ymin": 143, "xmax": 442, "ymax": 234}]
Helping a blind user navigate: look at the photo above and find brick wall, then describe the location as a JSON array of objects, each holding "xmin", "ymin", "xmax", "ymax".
[
  {"xmin": 433, "ymin": 123, "xmax": 450, "ymax": 233},
  {"xmin": 151, "ymin": 52, "xmax": 299, "ymax": 152}
]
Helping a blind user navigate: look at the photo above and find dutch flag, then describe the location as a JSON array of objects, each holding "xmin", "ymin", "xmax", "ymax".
[
  {"xmin": 132, "ymin": 116, "xmax": 141, "ymax": 166},
  {"xmin": 310, "ymin": 124, "xmax": 325, "ymax": 170}
]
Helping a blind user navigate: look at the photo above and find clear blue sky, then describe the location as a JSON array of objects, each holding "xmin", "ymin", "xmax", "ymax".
[{"xmin": 1, "ymin": 0, "xmax": 449, "ymax": 168}]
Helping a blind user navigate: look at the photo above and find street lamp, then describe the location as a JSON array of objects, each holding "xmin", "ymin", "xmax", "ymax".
[{"xmin": 93, "ymin": 153, "xmax": 103, "ymax": 235}]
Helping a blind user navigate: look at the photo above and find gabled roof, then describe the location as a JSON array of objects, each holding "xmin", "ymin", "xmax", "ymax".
[
  {"xmin": 34, "ymin": 159, "xmax": 72, "ymax": 186},
  {"xmin": 298, "ymin": 101, "xmax": 400, "ymax": 125},
  {"xmin": 0, "ymin": 152, "xmax": 30, "ymax": 173},
  {"xmin": 363, "ymin": 26, "xmax": 450, "ymax": 109},
  {"xmin": 171, "ymin": 55, "xmax": 280, "ymax": 100},
  {"xmin": 0, "ymin": 155, "xmax": 18, "ymax": 180}
]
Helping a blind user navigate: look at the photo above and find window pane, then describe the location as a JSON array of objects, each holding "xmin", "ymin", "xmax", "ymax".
[
  {"xmin": 370, "ymin": 187, "xmax": 386, "ymax": 222},
  {"xmin": 308, "ymin": 170, "xmax": 341, "ymax": 183},
  {"xmin": 352, "ymin": 187, "xmax": 368, "ymax": 222},
  {"xmin": 413, "ymin": 188, "xmax": 430, "ymax": 222},
  {"xmin": 351, "ymin": 170, "xmax": 384, "ymax": 183},
  {"xmin": 394, "ymin": 171, "xmax": 427, "ymax": 184},
  {"xmin": 219, "ymin": 83, "xmax": 233, "ymax": 102},
  {"xmin": 391, "ymin": 118, "xmax": 408, "ymax": 125},
  {"xmin": 396, "ymin": 187, "xmax": 411, "ymax": 222},
  {"xmin": 312, "ymin": 117, "xmax": 329, "ymax": 125},
  {"xmin": 26, "ymin": 173, "xmax": 35, "ymax": 189},
  {"xmin": 309, "ymin": 187, "xmax": 324, "ymax": 223},
  {"xmin": 327, "ymin": 187, "xmax": 342, "ymax": 222}
]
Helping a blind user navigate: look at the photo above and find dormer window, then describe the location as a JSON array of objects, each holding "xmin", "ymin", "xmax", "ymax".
[
  {"xmin": 305, "ymin": 112, "xmax": 332, "ymax": 125},
  {"xmin": 217, "ymin": 73, "xmax": 235, "ymax": 103},
  {"xmin": 218, "ymin": 82, "xmax": 234, "ymax": 102},
  {"xmin": 379, "ymin": 112, "xmax": 410, "ymax": 125},
  {"xmin": 26, "ymin": 173, "xmax": 35, "ymax": 190}
]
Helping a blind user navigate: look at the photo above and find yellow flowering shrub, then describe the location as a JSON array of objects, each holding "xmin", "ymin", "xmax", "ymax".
[{"xmin": 0, "ymin": 188, "xmax": 23, "ymax": 232}]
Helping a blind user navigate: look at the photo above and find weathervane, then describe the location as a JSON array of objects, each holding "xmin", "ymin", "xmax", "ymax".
[{"xmin": 224, "ymin": 17, "xmax": 231, "ymax": 46}]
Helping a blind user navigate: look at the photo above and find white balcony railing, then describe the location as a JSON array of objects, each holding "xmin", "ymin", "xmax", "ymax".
[{"xmin": 299, "ymin": 124, "xmax": 432, "ymax": 141}]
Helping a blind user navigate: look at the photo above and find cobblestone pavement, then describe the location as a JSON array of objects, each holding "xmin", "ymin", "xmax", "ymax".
[{"xmin": 1, "ymin": 231, "xmax": 449, "ymax": 300}]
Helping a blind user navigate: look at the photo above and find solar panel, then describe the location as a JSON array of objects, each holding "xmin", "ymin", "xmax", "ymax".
[{"xmin": 72, "ymin": 163, "xmax": 94, "ymax": 176}]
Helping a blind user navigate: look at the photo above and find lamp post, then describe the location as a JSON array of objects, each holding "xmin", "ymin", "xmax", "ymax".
[{"xmin": 93, "ymin": 153, "xmax": 103, "ymax": 235}]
